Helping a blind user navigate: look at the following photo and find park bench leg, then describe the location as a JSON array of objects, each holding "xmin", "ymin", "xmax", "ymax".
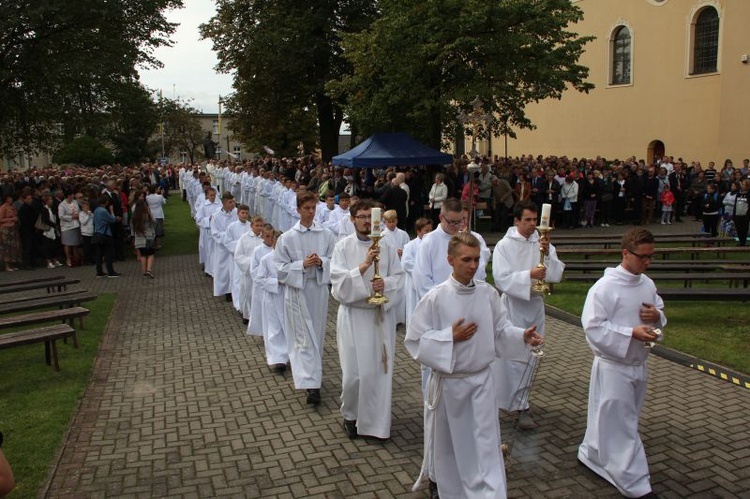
[
  {"xmin": 78, "ymin": 317, "xmax": 85, "ymax": 330},
  {"xmin": 72, "ymin": 332, "xmax": 78, "ymax": 349},
  {"xmin": 51, "ymin": 340, "xmax": 60, "ymax": 371},
  {"xmin": 45, "ymin": 341, "xmax": 51, "ymax": 366}
]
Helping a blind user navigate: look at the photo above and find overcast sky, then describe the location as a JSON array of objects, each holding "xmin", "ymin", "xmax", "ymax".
[{"xmin": 138, "ymin": 0, "xmax": 233, "ymax": 114}]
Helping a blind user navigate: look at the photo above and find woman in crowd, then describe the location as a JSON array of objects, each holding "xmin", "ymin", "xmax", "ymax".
[
  {"xmin": 0, "ymin": 194, "xmax": 20, "ymax": 271},
  {"xmin": 146, "ymin": 184, "xmax": 166, "ymax": 249},
  {"xmin": 131, "ymin": 200, "xmax": 156, "ymax": 278},
  {"xmin": 701, "ymin": 182, "xmax": 722, "ymax": 237},
  {"xmin": 428, "ymin": 173, "xmax": 448, "ymax": 228},
  {"xmin": 78, "ymin": 199, "xmax": 95, "ymax": 265},
  {"xmin": 93, "ymin": 195, "xmax": 120, "ymax": 278},
  {"xmin": 58, "ymin": 189, "xmax": 82, "ymax": 266},
  {"xmin": 581, "ymin": 171, "xmax": 600, "ymax": 228},
  {"xmin": 40, "ymin": 194, "xmax": 63, "ymax": 268}
]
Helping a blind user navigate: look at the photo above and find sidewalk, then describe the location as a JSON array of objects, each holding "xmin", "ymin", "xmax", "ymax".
[{"xmin": 28, "ymin": 232, "xmax": 749, "ymax": 497}]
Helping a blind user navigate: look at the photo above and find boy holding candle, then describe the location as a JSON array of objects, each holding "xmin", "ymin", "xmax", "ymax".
[{"xmin": 491, "ymin": 200, "xmax": 565, "ymax": 429}]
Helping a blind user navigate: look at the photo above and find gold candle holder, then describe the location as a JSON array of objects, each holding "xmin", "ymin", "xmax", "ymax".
[
  {"xmin": 367, "ymin": 234, "xmax": 389, "ymax": 305},
  {"xmin": 531, "ymin": 226, "xmax": 553, "ymax": 296}
]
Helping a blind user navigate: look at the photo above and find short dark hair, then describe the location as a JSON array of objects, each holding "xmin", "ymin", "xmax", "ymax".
[
  {"xmin": 350, "ymin": 198, "xmax": 377, "ymax": 218},
  {"xmin": 441, "ymin": 198, "xmax": 462, "ymax": 215},
  {"xmin": 448, "ymin": 232, "xmax": 480, "ymax": 257},
  {"xmin": 622, "ymin": 228, "xmax": 654, "ymax": 251},
  {"xmin": 296, "ymin": 190, "xmax": 317, "ymax": 208},
  {"xmin": 415, "ymin": 217, "xmax": 432, "ymax": 232},
  {"xmin": 514, "ymin": 200, "xmax": 537, "ymax": 220}
]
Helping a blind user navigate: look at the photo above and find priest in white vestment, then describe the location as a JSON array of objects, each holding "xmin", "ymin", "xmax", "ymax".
[
  {"xmin": 210, "ymin": 192, "xmax": 238, "ymax": 298},
  {"xmin": 491, "ymin": 201, "xmax": 565, "ymax": 428},
  {"xmin": 406, "ymin": 232, "xmax": 542, "ymax": 499},
  {"xmin": 247, "ymin": 225, "xmax": 275, "ymax": 336},
  {"xmin": 234, "ymin": 217, "xmax": 265, "ymax": 322},
  {"xmin": 578, "ymin": 228, "xmax": 665, "ymax": 499},
  {"xmin": 275, "ymin": 191, "xmax": 336, "ymax": 406},
  {"xmin": 256, "ymin": 237, "xmax": 290, "ymax": 371},
  {"xmin": 222, "ymin": 204, "xmax": 252, "ymax": 312},
  {"xmin": 331, "ymin": 200, "xmax": 405, "ymax": 440},
  {"xmin": 401, "ymin": 218, "xmax": 433, "ymax": 329}
]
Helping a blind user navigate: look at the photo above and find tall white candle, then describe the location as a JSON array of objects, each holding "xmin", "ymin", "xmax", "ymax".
[
  {"xmin": 371, "ymin": 207, "xmax": 382, "ymax": 236},
  {"xmin": 540, "ymin": 203, "xmax": 551, "ymax": 228}
]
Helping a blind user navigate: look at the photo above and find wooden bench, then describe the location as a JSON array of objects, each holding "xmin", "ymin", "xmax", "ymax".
[
  {"xmin": 0, "ymin": 307, "xmax": 90, "ymax": 333},
  {"xmin": 563, "ymin": 262, "xmax": 739, "ymax": 273},
  {"xmin": 656, "ymin": 288, "xmax": 750, "ymax": 301},
  {"xmin": 552, "ymin": 236, "xmax": 733, "ymax": 249},
  {"xmin": 0, "ymin": 324, "xmax": 76, "ymax": 371},
  {"xmin": 0, "ymin": 292, "xmax": 97, "ymax": 315},
  {"xmin": 557, "ymin": 246, "xmax": 750, "ymax": 260},
  {"xmin": 0, "ymin": 278, "xmax": 81, "ymax": 295},
  {"xmin": 0, "ymin": 276, "xmax": 66, "ymax": 289},
  {"xmin": 566, "ymin": 272, "xmax": 750, "ymax": 288}
]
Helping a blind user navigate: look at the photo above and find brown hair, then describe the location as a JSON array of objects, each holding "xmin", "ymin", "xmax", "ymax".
[
  {"xmin": 448, "ymin": 232, "xmax": 480, "ymax": 257},
  {"xmin": 621, "ymin": 228, "xmax": 655, "ymax": 251},
  {"xmin": 350, "ymin": 198, "xmax": 377, "ymax": 218},
  {"xmin": 415, "ymin": 217, "xmax": 432, "ymax": 232},
  {"xmin": 296, "ymin": 190, "xmax": 317, "ymax": 208}
]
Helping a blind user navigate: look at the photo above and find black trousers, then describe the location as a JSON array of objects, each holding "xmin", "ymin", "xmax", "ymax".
[
  {"xmin": 735, "ymin": 215, "xmax": 749, "ymax": 246},
  {"xmin": 95, "ymin": 235, "xmax": 116, "ymax": 275}
]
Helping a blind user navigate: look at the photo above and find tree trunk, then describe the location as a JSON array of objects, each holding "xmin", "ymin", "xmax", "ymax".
[{"xmin": 316, "ymin": 93, "xmax": 342, "ymax": 162}]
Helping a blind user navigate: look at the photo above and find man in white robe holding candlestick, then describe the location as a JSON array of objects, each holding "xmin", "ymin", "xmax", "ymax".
[
  {"xmin": 406, "ymin": 232, "xmax": 542, "ymax": 499},
  {"xmin": 492, "ymin": 200, "xmax": 564, "ymax": 429},
  {"xmin": 276, "ymin": 190, "xmax": 336, "ymax": 406},
  {"xmin": 331, "ymin": 200, "xmax": 404, "ymax": 439},
  {"xmin": 578, "ymin": 228, "xmax": 664, "ymax": 498}
]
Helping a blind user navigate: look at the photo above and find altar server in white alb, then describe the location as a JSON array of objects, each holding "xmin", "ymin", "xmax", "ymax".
[
  {"xmin": 491, "ymin": 200, "xmax": 565, "ymax": 428},
  {"xmin": 255, "ymin": 230, "xmax": 289, "ymax": 373},
  {"xmin": 381, "ymin": 210, "xmax": 409, "ymax": 323},
  {"xmin": 578, "ymin": 228, "xmax": 665, "ymax": 499},
  {"xmin": 406, "ymin": 232, "xmax": 542, "ymax": 499},
  {"xmin": 275, "ymin": 191, "xmax": 336, "ymax": 406},
  {"xmin": 196, "ymin": 187, "xmax": 220, "ymax": 274},
  {"xmin": 233, "ymin": 216, "xmax": 264, "ymax": 323},
  {"xmin": 331, "ymin": 200, "xmax": 404, "ymax": 440},
  {"xmin": 222, "ymin": 204, "xmax": 252, "ymax": 313},
  {"xmin": 247, "ymin": 224, "xmax": 276, "ymax": 336},
  {"xmin": 400, "ymin": 217, "xmax": 432, "ymax": 329},
  {"xmin": 210, "ymin": 192, "xmax": 238, "ymax": 301}
]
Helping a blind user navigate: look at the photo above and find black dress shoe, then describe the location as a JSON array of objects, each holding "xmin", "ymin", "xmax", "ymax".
[
  {"xmin": 225, "ymin": 293, "xmax": 232, "ymax": 302},
  {"xmin": 636, "ymin": 492, "xmax": 659, "ymax": 499},
  {"xmin": 242, "ymin": 318, "xmax": 249, "ymax": 325},
  {"xmin": 306, "ymin": 389, "xmax": 321, "ymax": 406},
  {"xmin": 428, "ymin": 479, "xmax": 440, "ymax": 499},
  {"xmin": 343, "ymin": 419, "xmax": 358, "ymax": 439},
  {"xmin": 272, "ymin": 363, "xmax": 287, "ymax": 373}
]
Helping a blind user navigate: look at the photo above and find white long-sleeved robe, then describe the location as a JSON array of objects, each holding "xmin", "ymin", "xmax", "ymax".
[
  {"xmin": 234, "ymin": 230, "xmax": 263, "ymax": 319},
  {"xmin": 331, "ymin": 234, "xmax": 405, "ymax": 439},
  {"xmin": 382, "ymin": 226, "xmax": 410, "ymax": 323},
  {"xmin": 222, "ymin": 220, "xmax": 252, "ymax": 311},
  {"xmin": 210, "ymin": 208, "xmax": 239, "ymax": 296},
  {"xmin": 401, "ymin": 236, "xmax": 423, "ymax": 329},
  {"xmin": 196, "ymin": 199, "xmax": 220, "ymax": 270},
  {"xmin": 405, "ymin": 276, "xmax": 526, "ymax": 499},
  {"xmin": 275, "ymin": 221, "xmax": 336, "ymax": 390},
  {"xmin": 491, "ymin": 226, "xmax": 565, "ymax": 411},
  {"xmin": 257, "ymin": 250, "xmax": 289, "ymax": 366},
  {"xmin": 578, "ymin": 265, "xmax": 666, "ymax": 498},
  {"xmin": 247, "ymin": 243, "xmax": 273, "ymax": 336}
]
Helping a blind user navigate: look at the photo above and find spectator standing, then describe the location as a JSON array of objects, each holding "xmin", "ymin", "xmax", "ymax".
[
  {"xmin": 581, "ymin": 171, "xmax": 600, "ymax": 228},
  {"xmin": 0, "ymin": 195, "xmax": 20, "ymax": 271},
  {"xmin": 701, "ymin": 183, "xmax": 721, "ymax": 236},
  {"xmin": 79, "ymin": 200, "xmax": 95, "ymax": 265},
  {"xmin": 132, "ymin": 200, "xmax": 157, "ymax": 278},
  {"xmin": 428, "ymin": 173, "xmax": 448, "ymax": 228},
  {"xmin": 17, "ymin": 188, "xmax": 38, "ymax": 270},
  {"xmin": 58, "ymin": 189, "xmax": 82, "ymax": 267},
  {"xmin": 733, "ymin": 179, "xmax": 749, "ymax": 246},
  {"xmin": 660, "ymin": 186, "xmax": 675, "ymax": 225},
  {"xmin": 40, "ymin": 194, "xmax": 63, "ymax": 268},
  {"xmin": 93, "ymin": 195, "xmax": 120, "ymax": 278},
  {"xmin": 146, "ymin": 185, "xmax": 166, "ymax": 249}
]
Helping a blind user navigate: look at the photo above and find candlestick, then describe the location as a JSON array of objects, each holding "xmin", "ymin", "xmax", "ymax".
[
  {"xmin": 540, "ymin": 203, "xmax": 551, "ymax": 229},
  {"xmin": 531, "ymin": 226, "xmax": 554, "ymax": 295},
  {"xmin": 371, "ymin": 207, "xmax": 381, "ymax": 237},
  {"xmin": 367, "ymin": 233, "xmax": 389, "ymax": 305}
]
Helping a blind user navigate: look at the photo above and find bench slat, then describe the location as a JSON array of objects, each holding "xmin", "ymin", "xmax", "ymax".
[
  {"xmin": 0, "ymin": 324, "xmax": 75, "ymax": 347},
  {"xmin": 0, "ymin": 278, "xmax": 81, "ymax": 295},
  {"xmin": 0, "ymin": 307, "xmax": 90, "ymax": 330},
  {"xmin": 0, "ymin": 276, "xmax": 66, "ymax": 289},
  {"xmin": 0, "ymin": 293, "xmax": 96, "ymax": 315}
]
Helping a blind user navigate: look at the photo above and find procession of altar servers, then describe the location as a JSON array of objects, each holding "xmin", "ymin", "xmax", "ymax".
[{"xmin": 180, "ymin": 163, "xmax": 661, "ymax": 499}]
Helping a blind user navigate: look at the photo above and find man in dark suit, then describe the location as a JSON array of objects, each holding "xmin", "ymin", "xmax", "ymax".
[{"xmin": 102, "ymin": 180, "xmax": 125, "ymax": 260}]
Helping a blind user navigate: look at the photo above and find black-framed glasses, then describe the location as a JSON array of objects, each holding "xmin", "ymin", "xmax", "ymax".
[
  {"xmin": 443, "ymin": 218, "xmax": 465, "ymax": 227},
  {"xmin": 354, "ymin": 215, "xmax": 371, "ymax": 221},
  {"xmin": 628, "ymin": 249, "xmax": 655, "ymax": 261}
]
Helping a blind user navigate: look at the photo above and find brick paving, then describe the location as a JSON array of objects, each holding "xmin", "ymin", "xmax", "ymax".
[{"xmin": 6, "ymin": 219, "xmax": 744, "ymax": 498}]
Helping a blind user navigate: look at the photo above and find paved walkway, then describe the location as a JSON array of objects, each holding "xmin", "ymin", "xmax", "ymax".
[{"xmin": 11, "ymin": 220, "xmax": 746, "ymax": 498}]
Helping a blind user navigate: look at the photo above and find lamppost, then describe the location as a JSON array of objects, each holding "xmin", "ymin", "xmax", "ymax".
[{"xmin": 458, "ymin": 96, "xmax": 493, "ymax": 230}]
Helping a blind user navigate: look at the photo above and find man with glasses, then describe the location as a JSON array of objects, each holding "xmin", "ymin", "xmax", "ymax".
[
  {"xmin": 331, "ymin": 199, "xmax": 404, "ymax": 439},
  {"xmin": 578, "ymin": 228, "xmax": 665, "ymax": 499}
]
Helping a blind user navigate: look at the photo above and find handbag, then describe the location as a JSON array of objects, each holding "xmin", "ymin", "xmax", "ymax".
[{"xmin": 34, "ymin": 214, "xmax": 50, "ymax": 232}]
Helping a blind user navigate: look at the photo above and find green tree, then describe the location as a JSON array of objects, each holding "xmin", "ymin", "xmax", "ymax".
[
  {"xmin": 0, "ymin": 0, "xmax": 181, "ymax": 158},
  {"xmin": 53, "ymin": 136, "xmax": 114, "ymax": 168},
  {"xmin": 150, "ymin": 97, "xmax": 206, "ymax": 164},
  {"xmin": 329, "ymin": 0, "xmax": 595, "ymax": 149},
  {"xmin": 200, "ymin": 0, "xmax": 376, "ymax": 160},
  {"xmin": 108, "ymin": 83, "xmax": 160, "ymax": 165}
]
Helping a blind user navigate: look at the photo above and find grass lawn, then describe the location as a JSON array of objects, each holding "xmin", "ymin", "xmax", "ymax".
[
  {"xmin": 158, "ymin": 192, "xmax": 199, "ymax": 257},
  {"xmin": 0, "ymin": 294, "xmax": 116, "ymax": 498}
]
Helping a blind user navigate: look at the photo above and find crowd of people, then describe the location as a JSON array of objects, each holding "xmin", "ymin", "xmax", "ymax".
[
  {"xmin": 0, "ymin": 165, "xmax": 172, "ymax": 276},
  {"xmin": 185, "ymin": 151, "xmax": 688, "ymax": 498}
]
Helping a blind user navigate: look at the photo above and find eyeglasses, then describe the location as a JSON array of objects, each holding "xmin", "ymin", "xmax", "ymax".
[
  {"xmin": 354, "ymin": 215, "xmax": 371, "ymax": 221},
  {"xmin": 443, "ymin": 218, "xmax": 465, "ymax": 227},
  {"xmin": 628, "ymin": 249, "xmax": 656, "ymax": 261}
]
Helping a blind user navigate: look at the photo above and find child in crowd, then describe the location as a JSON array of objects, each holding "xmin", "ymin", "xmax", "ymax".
[{"xmin": 660, "ymin": 186, "xmax": 675, "ymax": 225}]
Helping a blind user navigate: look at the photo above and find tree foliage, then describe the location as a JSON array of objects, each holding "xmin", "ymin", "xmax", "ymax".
[
  {"xmin": 150, "ymin": 97, "xmax": 206, "ymax": 164},
  {"xmin": 0, "ymin": 0, "xmax": 181, "ymax": 158},
  {"xmin": 53, "ymin": 136, "xmax": 114, "ymax": 168},
  {"xmin": 200, "ymin": 0, "xmax": 377, "ymax": 160},
  {"xmin": 328, "ymin": 0, "xmax": 595, "ymax": 149}
]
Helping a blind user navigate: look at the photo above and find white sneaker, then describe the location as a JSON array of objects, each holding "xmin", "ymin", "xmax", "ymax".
[
  {"xmin": 668, "ymin": 221, "xmax": 672, "ymax": 224},
  {"xmin": 661, "ymin": 221, "xmax": 666, "ymax": 225},
  {"xmin": 47, "ymin": 262, "xmax": 56, "ymax": 269}
]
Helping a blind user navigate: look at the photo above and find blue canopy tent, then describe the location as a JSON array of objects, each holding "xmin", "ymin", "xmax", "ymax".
[{"xmin": 332, "ymin": 132, "xmax": 453, "ymax": 168}]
